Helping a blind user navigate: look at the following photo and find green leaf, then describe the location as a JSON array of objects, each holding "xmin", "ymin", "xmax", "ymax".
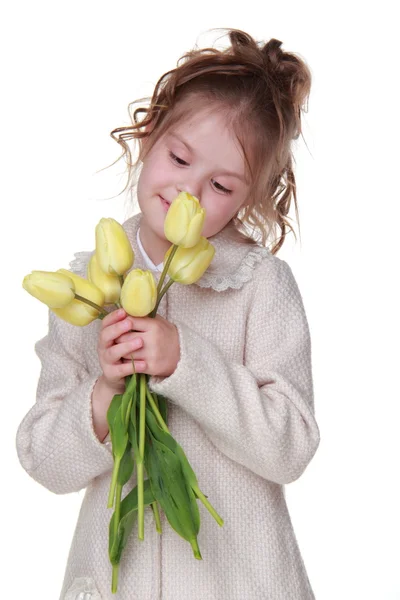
[
  {"xmin": 117, "ymin": 440, "xmax": 135, "ymax": 486},
  {"xmin": 120, "ymin": 373, "xmax": 137, "ymax": 430},
  {"xmin": 112, "ymin": 404, "xmax": 129, "ymax": 459},
  {"xmin": 174, "ymin": 442, "xmax": 200, "ymax": 491},
  {"xmin": 107, "ymin": 393, "xmax": 123, "ymax": 431},
  {"xmin": 128, "ymin": 387, "xmax": 140, "ymax": 463},
  {"xmin": 146, "ymin": 408, "xmax": 198, "ymax": 488},
  {"xmin": 108, "ymin": 378, "xmax": 137, "ymax": 461},
  {"xmin": 145, "ymin": 409, "xmax": 200, "ymax": 535},
  {"xmin": 109, "ymin": 510, "xmax": 137, "ymax": 566},
  {"xmin": 109, "ymin": 479, "xmax": 155, "ymax": 565},
  {"xmin": 145, "ymin": 408, "xmax": 176, "ymax": 452},
  {"xmin": 144, "ymin": 427, "xmax": 201, "ymax": 548},
  {"xmin": 144, "ymin": 375, "xmax": 168, "ymax": 426},
  {"xmin": 106, "ymin": 394, "xmax": 123, "ymax": 457},
  {"xmin": 156, "ymin": 392, "xmax": 169, "ymax": 425}
]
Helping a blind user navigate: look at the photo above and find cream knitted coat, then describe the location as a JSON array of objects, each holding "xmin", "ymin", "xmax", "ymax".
[{"xmin": 16, "ymin": 212, "xmax": 320, "ymax": 600}]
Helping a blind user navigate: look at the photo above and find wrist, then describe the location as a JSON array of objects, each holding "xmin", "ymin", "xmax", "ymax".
[
  {"xmin": 99, "ymin": 374, "xmax": 125, "ymax": 394},
  {"xmin": 91, "ymin": 376, "xmax": 124, "ymax": 443}
]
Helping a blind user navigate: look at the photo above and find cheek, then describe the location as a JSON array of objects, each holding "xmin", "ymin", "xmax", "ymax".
[
  {"xmin": 200, "ymin": 206, "xmax": 226, "ymax": 233},
  {"xmin": 139, "ymin": 155, "xmax": 174, "ymax": 191},
  {"xmin": 204, "ymin": 198, "xmax": 232, "ymax": 220}
]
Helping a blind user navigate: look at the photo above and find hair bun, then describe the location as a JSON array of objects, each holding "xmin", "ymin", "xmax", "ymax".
[
  {"xmin": 229, "ymin": 30, "xmax": 255, "ymax": 49},
  {"xmin": 228, "ymin": 32, "xmax": 289, "ymax": 93},
  {"xmin": 260, "ymin": 38, "xmax": 287, "ymax": 89},
  {"xmin": 228, "ymin": 29, "xmax": 266, "ymax": 77},
  {"xmin": 261, "ymin": 39, "xmax": 284, "ymax": 68}
]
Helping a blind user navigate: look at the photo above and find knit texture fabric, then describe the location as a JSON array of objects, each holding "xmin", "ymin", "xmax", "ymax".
[{"xmin": 16, "ymin": 212, "xmax": 320, "ymax": 600}]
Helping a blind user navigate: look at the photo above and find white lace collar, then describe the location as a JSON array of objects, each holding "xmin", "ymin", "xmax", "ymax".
[
  {"xmin": 136, "ymin": 227, "xmax": 164, "ymax": 272},
  {"xmin": 69, "ymin": 212, "xmax": 272, "ymax": 292}
]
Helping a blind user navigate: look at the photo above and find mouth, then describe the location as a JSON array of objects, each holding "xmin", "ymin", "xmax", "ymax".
[{"xmin": 160, "ymin": 196, "xmax": 171, "ymax": 210}]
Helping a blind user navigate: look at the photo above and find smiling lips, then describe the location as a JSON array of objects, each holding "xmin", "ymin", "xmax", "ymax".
[{"xmin": 160, "ymin": 196, "xmax": 170, "ymax": 211}]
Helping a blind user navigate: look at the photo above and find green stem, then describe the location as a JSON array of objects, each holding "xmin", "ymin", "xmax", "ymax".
[
  {"xmin": 107, "ymin": 455, "xmax": 121, "ymax": 508},
  {"xmin": 74, "ymin": 293, "xmax": 108, "ymax": 319},
  {"xmin": 153, "ymin": 279, "xmax": 175, "ymax": 314},
  {"xmin": 114, "ymin": 481, "xmax": 122, "ymax": 547},
  {"xmin": 145, "ymin": 386, "xmax": 170, "ymax": 433},
  {"xmin": 151, "ymin": 501, "xmax": 162, "ymax": 533},
  {"xmin": 111, "ymin": 481, "xmax": 123, "ymax": 592},
  {"xmin": 137, "ymin": 459, "xmax": 144, "ymax": 540},
  {"xmin": 157, "ymin": 244, "xmax": 178, "ymax": 295},
  {"xmin": 112, "ymin": 563, "xmax": 120, "ymax": 594},
  {"xmin": 149, "ymin": 245, "xmax": 178, "ymax": 318},
  {"xmin": 138, "ymin": 374, "xmax": 147, "ymax": 539},
  {"xmin": 190, "ymin": 537, "xmax": 202, "ymax": 560},
  {"xmin": 114, "ymin": 276, "xmax": 124, "ymax": 311},
  {"xmin": 139, "ymin": 375, "xmax": 147, "ymax": 467},
  {"xmin": 194, "ymin": 487, "xmax": 224, "ymax": 526},
  {"xmin": 124, "ymin": 393, "xmax": 133, "ymax": 430}
]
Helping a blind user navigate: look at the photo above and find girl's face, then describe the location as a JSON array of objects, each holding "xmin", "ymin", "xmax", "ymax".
[{"xmin": 136, "ymin": 107, "xmax": 251, "ymax": 265}]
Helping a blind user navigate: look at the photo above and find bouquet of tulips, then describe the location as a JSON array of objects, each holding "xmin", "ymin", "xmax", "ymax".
[{"xmin": 22, "ymin": 192, "xmax": 224, "ymax": 594}]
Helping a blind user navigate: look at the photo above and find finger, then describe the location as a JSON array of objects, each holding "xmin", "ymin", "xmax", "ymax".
[
  {"xmin": 108, "ymin": 359, "xmax": 146, "ymax": 379},
  {"xmin": 107, "ymin": 338, "xmax": 143, "ymax": 363},
  {"xmin": 121, "ymin": 358, "xmax": 147, "ymax": 373},
  {"xmin": 114, "ymin": 332, "xmax": 136, "ymax": 344},
  {"xmin": 126, "ymin": 316, "xmax": 152, "ymax": 332},
  {"xmin": 101, "ymin": 316, "xmax": 133, "ymax": 348},
  {"xmin": 100, "ymin": 308, "xmax": 126, "ymax": 330}
]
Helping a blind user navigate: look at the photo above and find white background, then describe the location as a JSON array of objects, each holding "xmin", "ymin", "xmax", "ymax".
[{"xmin": 2, "ymin": 1, "xmax": 399, "ymax": 599}]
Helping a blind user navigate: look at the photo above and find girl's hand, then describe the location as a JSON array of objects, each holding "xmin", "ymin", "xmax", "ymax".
[
  {"xmin": 97, "ymin": 308, "xmax": 145, "ymax": 390},
  {"xmin": 115, "ymin": 309, "xmax": 180, "ymax": 378}
]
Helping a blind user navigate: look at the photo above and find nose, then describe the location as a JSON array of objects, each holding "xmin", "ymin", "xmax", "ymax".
[{"xmin": 177, "ymin": 182, "xmax": 201, "ymax": 202}]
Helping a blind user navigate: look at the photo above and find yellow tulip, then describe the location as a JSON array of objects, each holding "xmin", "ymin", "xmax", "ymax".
[
  {"xmin": 165, "ymin": 237, "xmax": 215, "ymax": 285},
  {"xmin": 164, "ymin": 192, "xmax": 206, "ymax": 248},
  {"xmin": 120, "ymin": 269, "xmax": 157, "ymax": 317},
  {"xmin": 22, "ymin": 271, "xmax": 75, "ymax": 308},
  {"xmin": 52, "ymin": 268, "xmax": 105, "ymax": 326},
  {"xmin": 95, "ymin": 217, "xmax": 134, "ymax": 276},
  {"xmin": 88, "ymin": 252, "xmax": 121, "ymax": 305}
]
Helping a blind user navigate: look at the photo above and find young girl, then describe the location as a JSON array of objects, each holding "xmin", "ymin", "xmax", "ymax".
[{"xmin": 16, "ymin": 28, "xmax": 320, "ymax": 600}]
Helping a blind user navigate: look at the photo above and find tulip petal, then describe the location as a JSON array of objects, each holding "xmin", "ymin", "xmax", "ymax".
[
  {"xmin": 120, "ymin": 269, "xmax": 157, "ymax": 317},
  {"xmin": 95, "ymin": 218, "xmax": 134, "ymax": 276},
  {"xmin": 166, "ymin": 238, "xmax": 215, "ymax": 285},
  {"xmin": 88, "ymin": 253, "xmax": 121, "ymax": 304},
  {"xmin": 54, "ymin": 268, "xmax": 105, "ymax": 326},
  {"xmin": 183, "ymin": 212, "xmax": 206, "ymax": 248},
  {"xmin": 164, "ymin": 192, "xmax": 205, "ymax": 248},
  {"xmin": 22, "ymin": 271, "xmax": 75, "ymax": 308}
]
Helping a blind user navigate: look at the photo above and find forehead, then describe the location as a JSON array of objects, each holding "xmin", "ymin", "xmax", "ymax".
[
  {"xmin": 166, "ymin": 107, "xmax": 248, "ymax": 172},
  {"xmin": 168, "ymin": 105, "xmax": 234, "ymax": 141}
]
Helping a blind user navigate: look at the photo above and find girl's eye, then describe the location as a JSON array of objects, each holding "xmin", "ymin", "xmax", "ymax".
[
  {"xmin": 212, "ymin": 180, "xmax": 232, "ymax": 194},
  {"xmin": 169, "ymin": 151, "xmax": 188, "ymax": 166},
  {"xmin": 169, "ymin": 151, "xmax": 232, "ymax": 195}
]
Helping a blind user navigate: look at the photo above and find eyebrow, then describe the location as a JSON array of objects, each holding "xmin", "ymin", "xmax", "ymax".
[{"xmin": 168, "ymin": 132, "xmax": 248, "ymax": 184}]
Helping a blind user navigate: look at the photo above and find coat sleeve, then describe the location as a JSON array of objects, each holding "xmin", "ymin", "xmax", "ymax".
[
  {"xmin": 148, "ymin": 257, "xmax": 320, "ymax": 485},
  {"xmin": 15, "ymin": 307, "xmax": 114, "ymax": 495}
]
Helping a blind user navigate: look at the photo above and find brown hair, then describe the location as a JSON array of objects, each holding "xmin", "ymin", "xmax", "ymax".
[{"xmin": 107, "ymin": 28, "xmax": 312, "ymax": 254}]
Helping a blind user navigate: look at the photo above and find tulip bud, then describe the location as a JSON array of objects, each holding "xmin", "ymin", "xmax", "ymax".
[
  {"xmin": 95, "ymin": 218, "xmax": 134, "ymax": 276},
  {"xmin": 164, "ymin": 192, "xmax": 206, "ymax": 248},
  {"xmin": 120, "ymin": 269, "xmax": 157, "ymax": 317},
  {"xmin": 88, "ymin": 252, "xmax": 121, "ymax": 305},
  {"xmin": 165, "ymin": 237, "xmax": 215, "ymax": 285},
  {"xmin": 52, "ymin": 268, "xmax": 105, "ymax": 326},
  {"xmin": 22, "ymin": 271, "xmax": 75, "ymax": 308}
]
